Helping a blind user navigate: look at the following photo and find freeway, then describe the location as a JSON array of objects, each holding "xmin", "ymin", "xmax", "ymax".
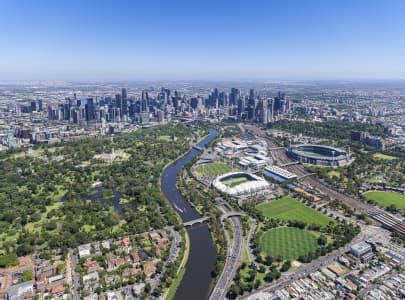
[{"xmin": 210, "ymin": 207, "xmax": 244, "ymax": 300}]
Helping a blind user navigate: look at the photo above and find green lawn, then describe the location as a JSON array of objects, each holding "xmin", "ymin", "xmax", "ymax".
[
  {"xmin": 194, "ymin": 162, "xmax": 233, "ymax": 177},
  {"xmin": 260, "ymin": 227, "xmax": 318, "ymax": 260},
  {"xmin": 256, "ymin": 196, "xmax": 333, "ymax": 227},
  {"xmin": 372, "ymin": 153, "xmax": 397, "ymax": 161},
  {"xmin": 159, "ymin": 135, "xmax": 172, "ymax": 142},
  {"xmin": 327, "ymin": 170, "xmax": 340, "ymax": 178},
  {"xmin": 222, "ymin": 176, "xmax": 249, "ymax": 187},
  {"xmin": 363, "ymin": 191, "xmax": 405, "ymax": 209}
]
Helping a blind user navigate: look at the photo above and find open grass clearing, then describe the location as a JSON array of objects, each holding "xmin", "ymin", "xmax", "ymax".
[
  {"xmin": 363, "ymin": 191, "xmax": 405, "ymax": 209},
  {"xmin": 256, "ymin": 196, "xmax": 333, "ymax": 227},
  {"xmin": 194, "ymin": 162, "xmax": 233, "ymax": 177},
  {"xmin": 327, "ymin": 170, "xmax": 340, "ymax": 178},
  {"xmin": 158, "ymin": 135, "xmax": 172, "ymax": 142}
]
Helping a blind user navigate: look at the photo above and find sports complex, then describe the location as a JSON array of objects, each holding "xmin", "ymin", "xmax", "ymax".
[
  {"xmin": 287, "ymin": 144, "xmax": 352, "ymax": 166},
  {"xmin": 212, "ymin": 172, "xmax": 269, "ymax": 197}
]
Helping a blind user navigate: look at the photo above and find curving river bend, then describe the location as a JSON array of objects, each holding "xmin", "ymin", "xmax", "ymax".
[{"xmin": 161, "ymin": 128, "xmax": 219, "ymax": 300}]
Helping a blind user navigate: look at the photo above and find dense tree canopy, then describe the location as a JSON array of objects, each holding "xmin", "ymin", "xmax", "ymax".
[{"xmin": 0, "ymin": 123, "xmax": 207, "ymax": 255}]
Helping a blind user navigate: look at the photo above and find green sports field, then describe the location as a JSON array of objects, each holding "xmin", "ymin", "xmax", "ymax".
[
  {"xmin": 256, "ymin": 196, "xmax": 332, "ymax": 227},
  {"xmin": 260, "ymin": 227, "xmax": 318, "ymax": 260},
  {"xmin": 194, "ymin": 162, "xmax": 233, "ymax": 177},
  {"xmin": 222, "ymin": 176, "xmax": 249, "ymax": 187},
  {"xmin": 363, "ymin": 191, "xmax": 405, "ymax": 209}
]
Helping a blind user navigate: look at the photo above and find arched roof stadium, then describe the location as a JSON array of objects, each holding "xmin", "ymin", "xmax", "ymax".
[{"xmin": 213, "ymin": 172, "xmax": 270, "ymax": 197}]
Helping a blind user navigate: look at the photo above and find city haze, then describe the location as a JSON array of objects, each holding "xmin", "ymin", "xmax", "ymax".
[{"xmin": 1, "ymin": 0, "xmax": 405, "ymax": 81}]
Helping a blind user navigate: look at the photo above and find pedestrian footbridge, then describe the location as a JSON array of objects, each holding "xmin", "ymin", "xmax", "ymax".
[
  {"xmin": 183, "ymin": 217, "xmax": 210, "ymax": 227},
  {"xmin": 279, "ymin": 161, "xmax": 300, "ymax": 167}
]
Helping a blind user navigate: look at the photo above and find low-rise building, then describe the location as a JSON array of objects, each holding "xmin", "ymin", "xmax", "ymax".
[
  {"xmin": 78, "ymin": 244, "xmax": 92, "ymax": 258},
  {"xmin": 350, "ymin": 242, "xmax": 374, "ymax": 262}
]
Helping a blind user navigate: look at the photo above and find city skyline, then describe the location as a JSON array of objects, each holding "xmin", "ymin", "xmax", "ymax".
[{"xmin": 1, "ymin": 0, "xmax": 405, "ymax": 81}]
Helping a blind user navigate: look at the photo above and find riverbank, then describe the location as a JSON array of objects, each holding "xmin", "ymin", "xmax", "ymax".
[
  {"xmin": 159, "ymin": 128, "xmax": 213, "ymax": 299},
  {"xmin": 164, "ymin": 229, "xmax": 190, "ymax": 300},
  {"xmin": 160, "ymin": 128, "xmax": 218, "ymax": 300}
]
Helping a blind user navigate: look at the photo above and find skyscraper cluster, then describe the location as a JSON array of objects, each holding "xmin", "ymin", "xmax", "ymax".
[{"xmin": 46, "ymin": 87, "xmax": 291, "ymax": 126}]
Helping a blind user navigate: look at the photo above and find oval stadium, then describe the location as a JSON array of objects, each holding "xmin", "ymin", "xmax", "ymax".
[
  {"xmin": 286, "ymin": 144, "xmax": 352, "ymax": 166},
  {"xmin": 212, "ymin": 172, "xmax": 269, "ymax": 197}
]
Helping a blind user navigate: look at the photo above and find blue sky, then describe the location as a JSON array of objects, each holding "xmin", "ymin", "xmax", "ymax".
[{"xmin": 0, "ymin": 0, "xmax": 404, "ymax": 81}]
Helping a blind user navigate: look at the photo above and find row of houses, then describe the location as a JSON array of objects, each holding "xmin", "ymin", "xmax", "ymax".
[
  {"xmin": 77, "ymin": 230, "xmax": 171, "ymax": 297},
  {"xmin": 0, "ymin": 255, "xmax": 68, "ymax": 300}
]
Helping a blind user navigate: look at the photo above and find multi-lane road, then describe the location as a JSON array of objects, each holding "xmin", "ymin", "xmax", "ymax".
[
  {"xmin": 210, "ymin": 206, "xmax": 244, "ymax": 300},
  {"xmin": 208, "ymin": 124, "xmax": 401, "ymax": 299}
]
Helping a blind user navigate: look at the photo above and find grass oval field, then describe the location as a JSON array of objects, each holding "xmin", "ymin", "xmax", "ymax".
[
  {"xmin": 260, "ymin": 227, "xmax": 318, "ymax": 261},
  {"xmin": 194, "ymin": 162, "xmax": 233, "ymax": 177},
  {"xmin": 363, "ymin": 191, "xmax": 405, "ymax": 209},
  {"xmin": 256, "ymin": 196, "xmax": 333, "ymax": 227}
]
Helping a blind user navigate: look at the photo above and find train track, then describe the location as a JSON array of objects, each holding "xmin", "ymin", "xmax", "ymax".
[{"xmin": 242, "ymin": 124, "xmax": 370, "ymax": 213}]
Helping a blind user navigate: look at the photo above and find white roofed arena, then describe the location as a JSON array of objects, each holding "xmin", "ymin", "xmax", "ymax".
[{"xmin": 212, "ymin": 172, "xmax": 270, "ymax": 197}]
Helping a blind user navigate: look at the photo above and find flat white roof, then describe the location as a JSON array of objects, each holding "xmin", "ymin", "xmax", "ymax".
[{"xmin": 265, "ymin": 165, "xmax": 297, "ymax": 179}]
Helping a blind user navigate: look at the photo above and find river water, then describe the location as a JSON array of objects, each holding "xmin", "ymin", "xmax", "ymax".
[{"xmin": 161, "ymin": 128, "xmax": 219, "ymax": 300}]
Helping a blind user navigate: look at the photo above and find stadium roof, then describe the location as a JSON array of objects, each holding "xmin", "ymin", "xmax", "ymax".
[{"xmin": 213, "ymin": 172, "xmax": 269, "ymax": 197}]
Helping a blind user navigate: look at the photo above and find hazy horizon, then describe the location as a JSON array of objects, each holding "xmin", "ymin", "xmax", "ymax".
[{"xmin": 1, "ymin": 0, "xmax": 405, "ymax": 81}]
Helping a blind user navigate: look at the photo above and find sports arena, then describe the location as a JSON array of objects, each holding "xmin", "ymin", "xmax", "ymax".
[
  {"xmin": 287, "ymin": 144, "xmax": 352, "ymax": 166},
  {"xmin": 212, "ymin": 172, "xmax": 269, "ymax": 197}
]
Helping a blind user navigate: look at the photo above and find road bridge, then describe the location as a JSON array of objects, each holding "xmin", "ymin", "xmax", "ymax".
[
  {"xmin": 183, "ymin": 217, "xmax": 210, "ymax": 227},
  {"xmin": 221, "ymin": 211, "xmax": 246, "ymax": 220},
  {"xmin": 184, "ymin": 211, "xmax": 245, "ymax": 227}
]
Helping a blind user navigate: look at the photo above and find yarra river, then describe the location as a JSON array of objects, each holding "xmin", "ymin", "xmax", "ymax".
[{"xmin": 161, "ymin": 128, "xmax": 219, "ymax": 300}]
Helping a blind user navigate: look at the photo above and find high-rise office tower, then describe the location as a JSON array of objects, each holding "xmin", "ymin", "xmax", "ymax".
[
  {"xmin": 142, "ymin": 90, "xmax": 149, "ymax": 101},
  {"xmin": 85, "ymin": 98, "xmax": 95, "ymax": 122},
  {"xmin": 30, "ymin": 101, "xmax": 37, "ymax": 112},
  {"xmin": 190, "ymin": 98, "xmax": 198, "ymax": 110},
  {"xmin": 237, "ymin": 97, "xmax": 245, "ymax": 118},
  {"xmin": 121, "ymin": 88, "xmax": 128, "ymax": 117},
  {"xmin": 249, "ymin": 89, "xmax": 255, "ymax": 100},
  {"xmin": 230, "ymin": 88, "xmax": 240, "ymax": 106},
  {"xmin": 247, "ymin": 89, "xmax": 256, "ymax": 120},
  {"xmin": 38, "ymin": 99, "xmax": 43, "ymax": 112},
  {"xmin": 261, "ymin": 99, "xmax": 268, "ymax": 124},
  {"xmin": 267, "ymin": 99, "xmax": 274, "ymax": 123},
  {"xmin": 274, "ymin": 91, "xmax": 285, "ymax": 114},
  {"xmin": 115, "ymin": 94, "xmax": 122, "ymax": 111}
]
